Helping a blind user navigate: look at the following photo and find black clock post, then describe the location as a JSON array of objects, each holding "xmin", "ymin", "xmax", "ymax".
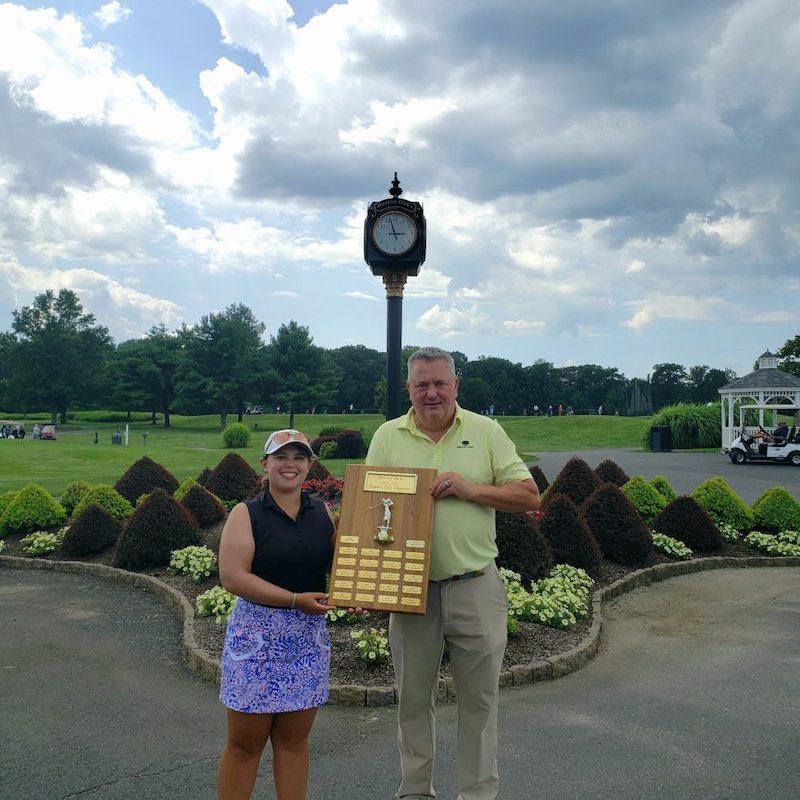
[{"xmin": 364, "ymin": 174, "xmax": 427, "ymax": 419}]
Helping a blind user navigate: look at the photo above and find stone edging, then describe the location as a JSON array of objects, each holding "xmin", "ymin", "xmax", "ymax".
[{"xmin": 3, "ymin": 553, "xmax": 799, "ymax": 707}]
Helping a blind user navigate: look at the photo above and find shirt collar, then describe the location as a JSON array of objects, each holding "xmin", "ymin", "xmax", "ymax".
[
  {"xmin": 260, "ymin": 488, "xmax": 311, "ymax": 511},
  {"xmin": 401, "ymin": 403, "xmax": 464, "ymax": 435}
]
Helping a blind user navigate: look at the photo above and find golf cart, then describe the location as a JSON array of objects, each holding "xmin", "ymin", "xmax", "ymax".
[{"xmin": 728, "ymin": 425, "xmax": 800, "ymax": 466}]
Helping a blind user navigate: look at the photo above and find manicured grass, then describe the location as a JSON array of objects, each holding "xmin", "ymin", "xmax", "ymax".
[{"xmin": 0, "ymin": 411, "xmax": 652, "ymax": 495}]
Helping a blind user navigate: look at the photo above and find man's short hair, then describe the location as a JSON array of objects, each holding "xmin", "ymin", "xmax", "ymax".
[{"xmin": 407, "ymin": 347, "xmax": 456, "ymax": 377}]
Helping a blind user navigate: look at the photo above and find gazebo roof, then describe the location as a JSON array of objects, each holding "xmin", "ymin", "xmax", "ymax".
[
  {"xmin": 758, "ymin": 350, "xmax": 777, "ymax": 359},
  {"xmin": 720, "ymin": 367, "xmax": 800, "ymax": 391}
]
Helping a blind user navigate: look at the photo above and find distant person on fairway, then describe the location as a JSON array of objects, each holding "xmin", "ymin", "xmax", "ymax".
[
  {"xmin": 216, "ymin": 429, "xmax": 362, "ymax": 800},
  {"xmin": 366, "ymin": 346, "xmax": 539, "ymax": 800}
]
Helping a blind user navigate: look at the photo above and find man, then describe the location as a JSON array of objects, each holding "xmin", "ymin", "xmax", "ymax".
[
  {"xmin": 770, "ymin": 421, "xmax": 789, "ymax": 442},
  {"xmin": 366, "ymin": 346, "xmax": 539, "ymax": 800}
]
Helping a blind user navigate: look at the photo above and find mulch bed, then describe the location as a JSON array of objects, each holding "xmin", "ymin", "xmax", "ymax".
[{"xmin": 1, "ymin": 523, "xmax": 764, "ymax": 687}]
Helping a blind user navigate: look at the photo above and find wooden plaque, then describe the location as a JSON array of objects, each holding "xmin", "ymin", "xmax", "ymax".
[{"xmin": 329, "ymin": 464, "xmax": 436, "ymax": 615}]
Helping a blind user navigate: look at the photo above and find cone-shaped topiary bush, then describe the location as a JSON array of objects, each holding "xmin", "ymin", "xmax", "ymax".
[
  {"xmin": 0, "ymin": 484, "xmax": 66, "ymax": 536},
  {"xmin": 115, "ymin": 456, "xmax": 179, "ymax": 505},
  {"xmin": 60, "ymin": 481, "xmax": 91, "ymax": 516},
  {"xmin": 652, "ymin": 496, "xmax": 724, "ymax": 552},
  {"xmin": 196, "ymin": 467, "xmax": 212, "ymax": 486},
  {"xmin": 582, "ymin": 484, "xmax": 653, "ymax": 565},
  {"xmin": 751, "ymin": 487, "xmax": 800, "ymax": 533},
  {"xmin": 496, "ymin": 511, "xmax": 554, "ymax": 588},
  {"xmin": 0, "ymin": 491, "xmax": 19, "ymax": 525},
  {"xmin": 650, "ymin": 475, "xmax": 677, "ymax": 504},
  {"xmin": 181, "ymin": 483, "xmax": 227, "ymax": 528},
  {"xmin": 205, "ymin": 453, "xmax": 261, "ymax": 502},
  {"xmin": 307, "ymin": 459, "xmax": 331, "ymax": 480},
  {"xmin": 174, "ymin": 477, "xmax": 198, "ymax": 501},
  {"xmin": 690, "ymin": 477, "xmax": 753, "ymax": 531},
  {"xmin": 621, "ymin": 476, "xmax": 667, "ymax": 522},
  {"xmin": 61, "ymin": 504, "xmax": 122, "ymax": 556},
  {"xmin": 539, "ymin": 494, "xmax": 602, "ymax": 572},
  {"xmin": 311, "ymin": 435, "xmax": 336, "ymax": 455},
  {"xmin": 335, "ymin": 429, "xmax": 366, "ymax": 458},
  {"xmin": 528, "ymin": 465, "xmax": 549, "ymax": 493},
  {"xmin": 73, "ymin": 484, "xmax": 133, "ymax": 520},
  {"xmin": 116, "ymin": 488, "xmax": 199, "ymax": 570},
  {"xmin": 594, "ymin": 459, "xmax": 629, "ymax": 487},
  {"xmin": 547, "ymin": 457, "xmax": 601, "ymax": 507}
]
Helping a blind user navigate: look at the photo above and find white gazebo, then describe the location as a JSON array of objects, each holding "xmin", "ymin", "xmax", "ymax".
[{"xmin": 718, "ymin": 351, "xmax": 800, "ymax": 449}]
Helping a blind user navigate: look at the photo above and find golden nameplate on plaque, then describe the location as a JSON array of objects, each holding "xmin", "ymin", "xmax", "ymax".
[{"xmin": 329, "ymin": 464, "xmax": 436, "ymax": 615}]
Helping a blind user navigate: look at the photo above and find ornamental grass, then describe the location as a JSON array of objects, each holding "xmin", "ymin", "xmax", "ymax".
[
  {"xmin": 593, "ymin": 459, "xmax": 629, "ymax": 487},
  {"xmin": 546, "ymin": 457, "xmax": 601, "ymax": 507},
  {"xmin": 205, "ymin": 453, "xmax": 261, "ymax": 502},
  {"xmin": 115, "ymin": 456, "xmax": 179, "ymax": 505},
  {"xmin": 539, "ymin": 494, "xmax": 602, "ymax": 572},
  {"xmin": 61, "ymin": 504, "xmax": 122, "ymax": 557},
  {"xmin": 116, "ymin": 488, "xmax": 199, "ymax": 570},
  {"xmin": 581, "ymin": 484, "xmax": 653, "ymax": 565},
  {"xmin": 651, "ymin": 496, "xmax": 724, "ymax": 553},
  {"xmin": 495, "ymin": 510, "xmax": 554, "ymax": 588}
]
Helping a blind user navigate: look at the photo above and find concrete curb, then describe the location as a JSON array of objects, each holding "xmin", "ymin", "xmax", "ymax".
[{"xmin": 3, "ymin": 553, "xmax": 799, "ymax": 706}]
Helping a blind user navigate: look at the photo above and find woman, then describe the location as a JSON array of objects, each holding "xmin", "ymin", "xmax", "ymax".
[{"xmin": 217, "ymin": 429, "xmax": 337, "ymax": 800}]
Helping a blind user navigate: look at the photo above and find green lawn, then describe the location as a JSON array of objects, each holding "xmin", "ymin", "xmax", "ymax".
[{"xmin": 0, "ymin": 411, "xmax": 652, "ymax": 496}]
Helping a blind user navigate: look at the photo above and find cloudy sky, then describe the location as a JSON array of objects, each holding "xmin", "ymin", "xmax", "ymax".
[{"xmin": 0, "ymin": 0, "xmax": 797, "ymax": 379}]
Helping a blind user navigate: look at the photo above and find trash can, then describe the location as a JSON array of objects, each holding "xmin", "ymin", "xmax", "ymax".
[
  {"xmin": 650, "ymin": 425, "xmax": 672, "ymax": 452},
  {"xmin": 111, "ymin": 431, "xmax": 122, "ymax": 445}
]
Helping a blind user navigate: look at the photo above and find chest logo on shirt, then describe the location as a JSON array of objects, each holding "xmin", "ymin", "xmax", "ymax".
[{"xmin": 456, "ymin": 440, "xmax": 473, "ymax": 448}]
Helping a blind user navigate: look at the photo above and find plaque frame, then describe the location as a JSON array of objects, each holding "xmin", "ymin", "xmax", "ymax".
[{"xmin": 329, "ymin": 464, "xmax": 436, "ymax": 615}]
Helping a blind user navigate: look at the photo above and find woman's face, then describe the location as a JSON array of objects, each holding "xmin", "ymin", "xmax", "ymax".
[{"xmin": 262, "ymin": 443, "xmax": 311, "ymax": 492}]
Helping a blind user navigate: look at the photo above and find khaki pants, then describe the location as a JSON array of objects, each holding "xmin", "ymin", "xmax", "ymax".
[{"xmin": 389, "ymin": 562, "xmax": 508, "ymax": 800}]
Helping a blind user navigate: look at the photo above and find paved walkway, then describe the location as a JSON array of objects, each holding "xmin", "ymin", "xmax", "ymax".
[
  {"xmin": 529, "ymin": 448, "xmax": 798, "ymax": 503},
  {"xmin": 2, "ymin": 566, "xmax": 799, "ymax": 800}
]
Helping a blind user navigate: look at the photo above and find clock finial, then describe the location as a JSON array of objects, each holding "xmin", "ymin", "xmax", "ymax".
[{"xmin": 389, "ymin": 172, "xmax": 402, "ymax": 198}]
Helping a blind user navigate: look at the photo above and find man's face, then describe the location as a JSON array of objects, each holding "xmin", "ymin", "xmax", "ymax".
[{"xmin": 407, "ymin": 358, "xmax": 459, "ymax": 428}]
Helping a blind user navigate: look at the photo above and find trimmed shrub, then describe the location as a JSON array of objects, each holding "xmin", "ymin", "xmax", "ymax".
[
  {"xmin": 335, "ymin": 429, "xmax": 366, "ymax": 459},
  {"xmin": 0, "ymin": 484, "xmax": 66, "ymax": 536},
  {"xmin": 650, "ymin": 475, "xmax": 677, "ymax": 504},
  {"xmin": 581, "ymin": 484, "xmax": 653, "ymax": 565},
  {"xmin": 311, "ymin": 435, "xmax": 336, "ymax": 455},
  {"xmin": 174, "ymin": 477, "xmax": 198, "ymax": 501},
  {"xmin": 223, "ymin": 422, "xmax": 251, "ymax": 449},
  {"xmin": 496, "ymin": 511, "xmax": 554, "ymax": 588},
  {"xmin": 60, "ymin": 481, "xmax": 91, "ymax": 516},
  {"xmin": 116, "ymin": 488, "xmax": 199, "ymax": 570},
  {"xmin": 307, "ymin": 459, "xmax": 332, "ymax": 481},
  {"xmin": 205, "ymin": 453, "xmax": 261, "ymax": 502},
  {"xmin": 0, "ymin": 491, "xmax": 19, "ymax": 525},
  {"xmin": 318, "ymin": 426, "xmax": 344, "ymax": 437},
  {"xmin": 319, "ymin": 441, "xmax": 339, "ymax": 460},
  {"xmin": 539, "ymin": 494, "xmax": 602, "ymax": 572},
  {"xmin": 196, "ymin": 467, "xmax": 212, "ymax": 487},
  {"xmin": 528, "ymin": 465, "xmax": 549, "ymax": 493},
  {"xmin": 642, "ymin": 403, "xmax": 721, "ymax": 450},
  {"xmin": 547, "ymin": 457, "xmax": 601, "ymax": 507},
  {"xmin": 73, "ymin": 484, "xmax": 133, "ymax": 520},
  {"xmin": 61, "ymin": 504, "xmax": 122, "ymax": 556},
  {"xmin": 115, "ymin": 456, "xmax": 179, "ymax": 505},
  {"xmin": 593, "ymin": 459, "xmax": 629, "ymax": 487},
  {"xmin": 652, "ymin": 496, "xmax": 724, "ymax": 552},
  {"xmin": 690, "ymin": 477, "xmax": 753, "ymax": 531},
  {"xmin": 621, "ymin": 476, "xmax": 667, "ymax": 522},
  {"xmin": 751, "ymin": 488, "xmax": 800, "ymax": 533},
  {"xmin": 181, "ymin": 483, "xmax": 227, "ymax": 528}
]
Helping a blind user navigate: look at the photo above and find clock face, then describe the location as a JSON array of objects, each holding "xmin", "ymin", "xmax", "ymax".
[{"xmin": 372, "ymin": 212, "xmax": 418, "ymax": 256}]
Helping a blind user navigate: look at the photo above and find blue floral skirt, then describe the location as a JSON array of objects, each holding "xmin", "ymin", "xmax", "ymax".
[{"xmin": 219, "ymin": 598, "xmax": 330, "ymax": 714}]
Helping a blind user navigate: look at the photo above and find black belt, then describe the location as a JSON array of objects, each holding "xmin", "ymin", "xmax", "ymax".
[{"xmin": 432, "ymin": 570, "xmax": 485, "ymax": 586}]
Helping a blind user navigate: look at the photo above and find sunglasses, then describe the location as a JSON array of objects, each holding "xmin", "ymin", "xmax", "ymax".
[{"xmin": 271, "ymin": 429, "xmax": 311, "ymax": 445}]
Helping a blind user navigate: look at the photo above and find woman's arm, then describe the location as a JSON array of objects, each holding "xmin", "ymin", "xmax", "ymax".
[{"xmin": 219, "ymin": 503, "xmax": 334, "ymax": 614}]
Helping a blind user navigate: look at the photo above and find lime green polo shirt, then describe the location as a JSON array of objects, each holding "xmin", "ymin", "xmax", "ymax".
[{"xmin": 365, "ymin": 404, "xmax": 531, "ymax": 580}]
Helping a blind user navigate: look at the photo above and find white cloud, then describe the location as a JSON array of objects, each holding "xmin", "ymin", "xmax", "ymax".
[
  {"xmin": 503, "ymin": 319, "xmax": 546, "ymax": 332},
  {"xmin": 342, "ymin": 291, "xmax": 379, "ymax": 301},
  {"xmin": 416, "ymin": 303, "xmax": 490, "ymax": 338},
  {"xmin": 624, "ymin": 295, "xmax": 731, "ymax": 330},
  {"xmin": 93, "ymin": 2, "xmax": 131, "ymax": 29},
  {"xmin": 626, "ymin": 259, "xmax": 645, "ymax": 273}
]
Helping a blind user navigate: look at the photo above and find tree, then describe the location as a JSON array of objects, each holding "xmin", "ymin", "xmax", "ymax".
[
  {"xmin": 0, "ymin": 332, "xmax": 18, "ymax": 410},
  {"xmin": 459, "ymin": 376, "xmax": 492, "ymax": 413},
  {"xmin": 9, "ymin": 290, "xmax": 113, "ymax": 422},
  {"xmin": 650, "ymin": 363, "xmax": 688, "ymax": 410},
  {"xmin": 111, "ymin": 339, "xmax": 153, "ymax": 421},
  {"xmin": 462, "ymin": 357, "xmax": 525, "ymax": 414},
  {"xmin": 175, "ymin": 304, "xmax": 268, "ymax": 429},
  {"xmin": 777, "ymin": 334, "xmax": 800, "ymax": 377},
  {"xmin": 265, "ymin": 321, "xmax": 337, "ymax": 427},
  {"xmin": 329, "ymin": 345, "xmax": 384, "ymax": 412},
  {"xmin": 139, "ymin": 325, "xmax": 181, "ymax": 427}
]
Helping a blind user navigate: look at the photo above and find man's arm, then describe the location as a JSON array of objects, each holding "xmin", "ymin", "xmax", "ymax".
[{"xmin": 431, "ymin": 473, "xmax": 539, "ymax": 512}]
